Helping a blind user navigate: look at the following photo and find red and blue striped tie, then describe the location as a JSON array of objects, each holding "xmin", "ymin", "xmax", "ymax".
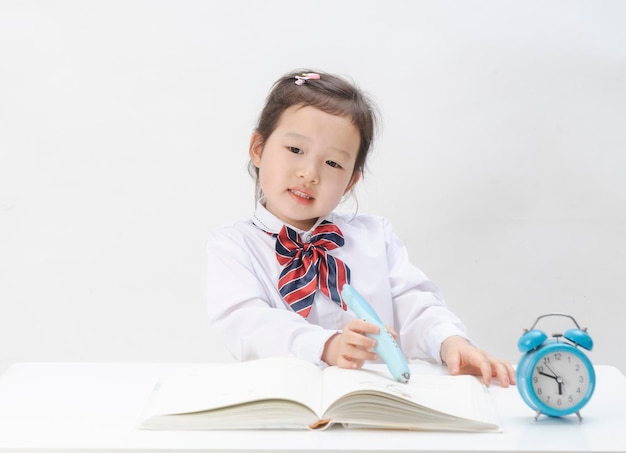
[{"xmin": 275, "ymin": 221, "xmax": 350, "ymax": 319}]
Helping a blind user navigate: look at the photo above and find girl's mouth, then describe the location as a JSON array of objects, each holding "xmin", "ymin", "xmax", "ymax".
[{"xmin": 289, "ymin": 189, "xmax": 313, "ymax": 200}]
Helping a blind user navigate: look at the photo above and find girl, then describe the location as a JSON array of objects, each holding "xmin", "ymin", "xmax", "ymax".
[{"xmin": 204, "ymin": 69, "xmax": 515, "ymax": 386}]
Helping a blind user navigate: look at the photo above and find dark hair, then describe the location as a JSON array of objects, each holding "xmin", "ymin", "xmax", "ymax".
[{"xmin": 249, "ymin": 69, "xmax": 378, "ymax": 197}]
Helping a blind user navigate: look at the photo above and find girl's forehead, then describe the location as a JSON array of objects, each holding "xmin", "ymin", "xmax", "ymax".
[{"xmin": 276, "ymin": 105, "xmax": 355, "ymax": 132}]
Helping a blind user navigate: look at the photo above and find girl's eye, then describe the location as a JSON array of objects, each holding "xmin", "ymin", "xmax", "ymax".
[
  {"xmin": 288, "ymin": 146, "xmax": 303, "ymax": 154},
  {"xmin": 326, "ymin": 160, "xmax": 342, "ymax": 169}
]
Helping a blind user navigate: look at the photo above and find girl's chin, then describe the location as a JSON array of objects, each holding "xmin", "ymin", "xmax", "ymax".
[{"xmin": 282, "ymin": 213, "xmax": 319, "ymax": 231}]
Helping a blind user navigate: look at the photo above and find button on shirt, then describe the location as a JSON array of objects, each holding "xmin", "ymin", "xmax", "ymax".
[{"xmin": 204, "ymin": 202, "xmax": 468, "ymax": 367}]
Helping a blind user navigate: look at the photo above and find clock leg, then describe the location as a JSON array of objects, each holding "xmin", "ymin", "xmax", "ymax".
[
  {"xmin": 576, "ymin": 411, "xmax": 583, "ymax": 422},
  {"xmin": 533, "ymin": 410, "xmax": 542, "ymax": 421}
]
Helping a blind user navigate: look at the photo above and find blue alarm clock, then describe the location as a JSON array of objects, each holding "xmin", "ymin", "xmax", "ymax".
[{"xmin": 516, "ymin": 313, "xmax": 595, "ymax": 421}]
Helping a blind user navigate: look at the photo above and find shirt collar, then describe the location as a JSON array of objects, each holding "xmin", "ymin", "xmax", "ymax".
[{"xmin": 252, "ymin": 198, "xmax": 333, "ymax": 241}]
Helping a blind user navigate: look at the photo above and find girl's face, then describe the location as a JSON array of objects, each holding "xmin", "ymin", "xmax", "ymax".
[{"xmin": 249, "ymin": 105, "xmax": 361, "ymax": 231}]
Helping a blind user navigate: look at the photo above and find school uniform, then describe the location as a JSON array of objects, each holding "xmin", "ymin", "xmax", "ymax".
[{"xmin": 204, "ymin": 201, "xmax": 468, "ymax": 367}]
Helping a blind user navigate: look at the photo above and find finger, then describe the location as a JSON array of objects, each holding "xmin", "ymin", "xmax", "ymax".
[
  {"xmin": 343, "ymin": 322, "xmax": 378, "ymax": 349},
  {"xmin": 341, "ymin": 330, "xmax": 377, "ymax": 351},
  {"xmin": 337, "ymin": 343, "xmax": 376, "ymax": 369},
  {"xmin": 337, "ymin": 355, "xmax": 362, "ymax": 369},
  {"xmin": 476, "ymin": 356, "xmax": 494, "ymax": 386},
  {"xmin": 486, "ymin": 357, "xmax": 515, "ymax": 387},
  {"xmin": 489, "ymin": 361, "xmax": 508, "ymax": 387},
  {"xmin": 385, "ymin": 325, "xmax": 399, "ymax": 341},
  {"xmin": 497, "ymin": 360, "xmax": 516, "ymax": 387},
  {"xmin": 445, "ymin": 350, "xmax": 461, "ymax": 376},
  {"xmin": 348, "ymin": 318, "xmax": 380, "ymax": 335},
  {"xmin": 338, "ymin": 330, "xmax": 378, "ymax": 362},
  {"xmin": 507, "ymin": 362, "xmax": 517, "ymax": 385},
  {"xmin": 346, "ymin": 346, "xmax": 377, "ymax": 363}
]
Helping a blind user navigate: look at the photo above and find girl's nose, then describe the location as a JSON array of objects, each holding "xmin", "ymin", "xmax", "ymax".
[{"xmin": 298, "ymin": 159, "xmax": 320, "ymax": 184}]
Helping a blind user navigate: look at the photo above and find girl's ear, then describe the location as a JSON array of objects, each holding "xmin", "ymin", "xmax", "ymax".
[
  {"xmin": 249, "ymin": 132, "xmax": 264, "ymax": 168},
  {"xmin": 344, "ymin": 170, "xmax": 361, "ymax": 195}
]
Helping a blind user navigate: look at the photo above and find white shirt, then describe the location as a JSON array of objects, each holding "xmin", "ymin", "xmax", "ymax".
[{"xmin": 204, "ymin": 201, "xmax": 469, "ymax": 367}]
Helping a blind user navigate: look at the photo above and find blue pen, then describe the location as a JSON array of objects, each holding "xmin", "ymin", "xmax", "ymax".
[{"xmin": 341, "ymin": 284, "xmax": 411, "ymax": 383}]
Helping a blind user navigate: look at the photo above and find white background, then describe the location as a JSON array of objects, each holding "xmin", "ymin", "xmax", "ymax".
[{"xmin": 1, "ymin": 0, "xmax": 625, "ymax": 376}]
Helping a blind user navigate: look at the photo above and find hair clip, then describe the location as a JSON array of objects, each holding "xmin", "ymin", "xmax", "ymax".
[{"xmin": 294, "ymin": 73, "xmax": 321, "ymax": 85}]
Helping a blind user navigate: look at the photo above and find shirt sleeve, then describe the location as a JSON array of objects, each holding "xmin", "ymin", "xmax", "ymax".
[
  {"xmin": 382, "ymin": 218, "xmax": 470, "ymax": 363},
  {"xmin": 203, "ymin": 226, "xmax": 337, "ymax": 366}
]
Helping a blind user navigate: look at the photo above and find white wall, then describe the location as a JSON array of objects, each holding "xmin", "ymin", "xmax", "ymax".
[{"xmin": 1, "ymin": 0, "xmax": 625, "ymax": 375}]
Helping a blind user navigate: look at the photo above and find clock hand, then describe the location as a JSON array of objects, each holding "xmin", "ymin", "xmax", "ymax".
[
  {"xmin": 543, "ymin": 362, "xmax": 565, "ymax": 395},
  {"xmin": 538, "ymin": 371, "xmax": 564, "ymax": 395},
  {"xmin": 538, "ymin": 371, "xmax": 558, "ymax": 380},
  {"xmin": 543, "ymin": 361, "xmax": 559, "ymax": 378},
  {"xmin": 555, "ymin": 376, "xmax": 564, "ymax": 395}
]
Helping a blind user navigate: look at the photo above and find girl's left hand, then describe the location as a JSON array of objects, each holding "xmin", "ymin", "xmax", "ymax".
[{"xmin": 440, "ymin": 336, "xmax": 516, "ymax": 387}]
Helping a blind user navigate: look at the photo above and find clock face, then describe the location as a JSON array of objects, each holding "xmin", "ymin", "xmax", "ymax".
[{"xmin": 530, "ymin": 347, "xmax": 593, "ymax": 411}]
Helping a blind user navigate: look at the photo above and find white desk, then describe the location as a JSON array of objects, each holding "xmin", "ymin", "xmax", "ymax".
[{"xmin": 0, "ymin": 362, "xmax": 625, "ymax": 453}]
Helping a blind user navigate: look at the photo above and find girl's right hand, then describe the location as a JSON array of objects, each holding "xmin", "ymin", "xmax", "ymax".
[{"xmin": 322, "ymin": 319, "xmax": 380, "ymax": 368}]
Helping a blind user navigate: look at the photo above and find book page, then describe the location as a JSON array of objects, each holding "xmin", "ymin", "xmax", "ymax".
[
  {"xmin": 142, "ymin": 357, "xmax": 324, "ymax": 418},
  {"xmin": 320, "ymin": 366, "xmax": 500, "ymax": 427}
]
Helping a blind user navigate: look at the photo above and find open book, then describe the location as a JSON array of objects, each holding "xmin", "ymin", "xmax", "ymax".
[{"xmin": 138, "ymin": 357, "xmax": 500, "ymax": 432}]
